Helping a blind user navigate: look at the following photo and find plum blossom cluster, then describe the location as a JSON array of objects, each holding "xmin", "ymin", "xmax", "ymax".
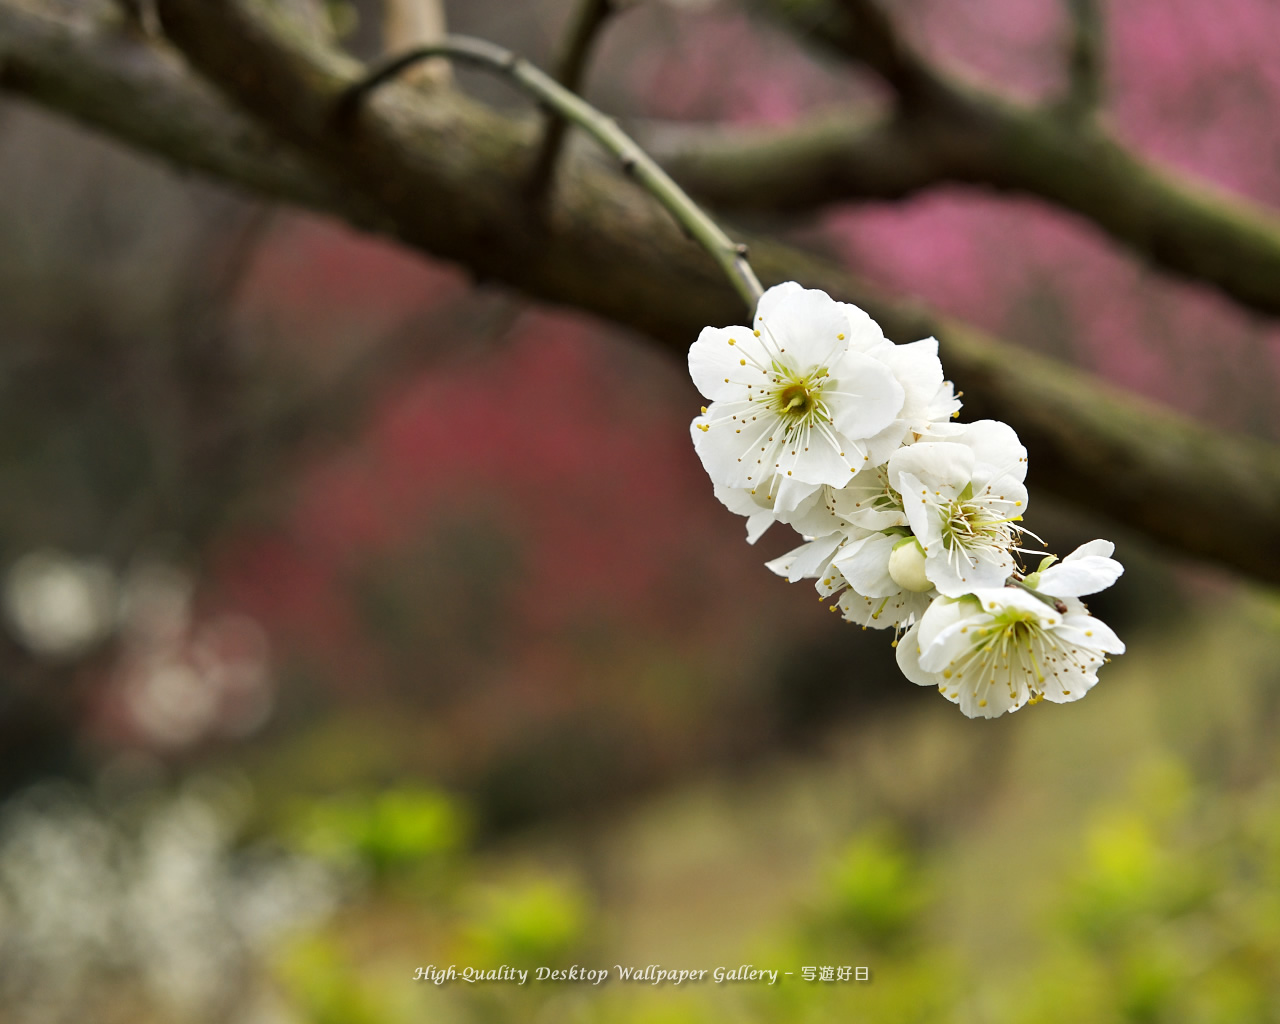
[{"xmin": 689, "ymin": 283, "xmax": 1124, "ymax": 718}]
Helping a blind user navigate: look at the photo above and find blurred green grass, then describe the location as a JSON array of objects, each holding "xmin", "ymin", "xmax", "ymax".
[{"xmin": 251, "ymin": 584, "xmax": 1280, "ymax": 1024}]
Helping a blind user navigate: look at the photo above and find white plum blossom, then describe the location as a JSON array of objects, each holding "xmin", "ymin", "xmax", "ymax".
[
  {"xmin": 889, "ymin": 420, "xmax": 1030, "ymax": 597},
  {"xmin": 828, "ymin": 533, "xmax": 937, "ymax": 631},
  {"xmin": 826, "ymin": 464, "xmax": 909, "ymax": 532},
  {"xmin": 861, "ymin": 335, "xmax": 963, "ymax": 452},
  {"xmin": 766, "ymin": 527, "xmax": 937, "ymax": 633},
  {"xmin": 764, "ymin": 530, "xmax": 853, "ymax": 585},
  {"xmin": 690, "ymin": 283, "xmax": 910, "ymax": 512},
  {"xmin": 896, "ymin": 581, "xmax": 1124, "ymax": 719},
  {"xmin": 1030, "ymin": 539, "xmax": 1125, "ymax": 598},
  {"xmin": 834, "ymin": 575, "xmax": 936, "ymax": 631},
  {"xmin": 713, "ymin": 482, "xmax": 842, "ymax": 545},
  {"xmin": 686, "ymin": 281, "xmax": 1127, "ymax": 719}
]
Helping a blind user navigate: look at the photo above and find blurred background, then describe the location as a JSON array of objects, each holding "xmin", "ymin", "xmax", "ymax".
[{"xmin": 1, "ymin": 0, "xmax": 1279, "ymax": 1021}]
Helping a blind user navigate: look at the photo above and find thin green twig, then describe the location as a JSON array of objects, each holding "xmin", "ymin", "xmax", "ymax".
[{"xmin": 338, "ymin": 34, "xmax": 764, "ymax": 310}]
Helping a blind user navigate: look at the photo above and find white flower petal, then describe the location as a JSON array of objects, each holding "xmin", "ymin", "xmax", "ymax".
[
  {"xmin": 758, "ymin": 286, "xmax": 852, "ymax": 369},
  {"xmin": 925, "ymin": 542, "xmax": 1014, "ymax": 598},
  {"xmin": 1067, "ymin": 539, "xmax": 1115, "ymax": 560},
  {"xmin": 916, "ymin": 610, "xmax": 989, "ymax": 673},
  {"xmin": 781, "ymin": 489, "xmax": 847, "ymax": 538},
  {"xmin": 768, "ymin": 472, "xmax": 824, "ymax": 513},
  {"xmin": 916, "ymin": 595, "xmax": 982, "ymax": 649},
  {"xmin": 895, "ymin": 472, "xmax": 937, "ymax": 544},
  {"xmin": 888, "ymin": 441, "xmax": 975, "ymax": 497},
  {"xmin": 713, "ymin": 482, "xmax": 765, "ymax": 519},
  {"xmin": 835, "ymin": 301, "xmax": 891, "ymax": 357},
  {"xmin": 687, "ymin": 325, "xmax": 766, "ymax": 402},
  {"xmin": 754, "ymin": 281, "xmax": 804, "ymax": 322},
  {"xmin": 968, "ymin": 586, "xmax": 1047, "ymax": 618},
  {"xmin": 895, "ymin": 624, "xmax": 935, "ymax": 686},
  {"xmin": 956, "ymin": 682, "xmax": 1026, "ymax": 719},
  {"xmin": 785, "ymin": 422, "xmax": 865, "ymax": 487},
  {"xmin": 1037, "ymin": 540, "xmax": 1124, "ymax": 598},
  {"xmin": 838, "ymin": 586, "xmax": 932, "ymax": 630},
  {"xmin": 1040, "ymin": 671, "xmax": 1098, "ymax": 705},
  {"xmin": 1037, "ymin": 556, "xmax": 1124, "ymax": 598},
  {"xmin": 959, "ymin": 419, "xmax": 1029, "ymax": 490},
  {"xmin": 1057, "ymin": 614, "xmax": 1126, "ymax": 654},
  {"xmin": 745, "ymin": 512, "xmax": 774, "ymax": 544},
  {"xmin": 879, "ymin": 338, "xmax": 944, "ymax": 417},
  {"xmin": 832, "ymin": 532, "xmax": 898, "ymax": 598},
  {"xmin": 691, "ymin": 412, "xmax": 755, "ymax": 488},
  {"xmin": 765, "ymin": 532, "xmax": 846, "ymax": 583},
  {"xmin": 924, "ymin": 379, "xmax": 963, "ymax": 426},
  {"xmin": 825, "ymin": 349, "xmax": 906, "ymax": 440}
]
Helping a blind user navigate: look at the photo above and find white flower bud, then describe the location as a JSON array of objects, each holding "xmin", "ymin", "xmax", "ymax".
[{"xmin": 887, "ymin": 537, "xmax": 932, "ymax": 593}]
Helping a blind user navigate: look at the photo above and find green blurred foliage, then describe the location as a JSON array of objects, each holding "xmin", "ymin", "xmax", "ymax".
[
  {"xmin": 821, "ymin": 827, "xmax": 931, "ymax": 950},
  {"xmin": 279, "ymin": 938, "xmax": 389, "ymax": 1024},
  {"xmin": 459, "ymin": 878, "xmax": 592, "ymax": 966},
  {"xmin": 273, "ymin": 754, "xmax": 1280, "ymax": 1024},
  {"xmin": 290, "ymin": 785, "xmax": 468, "ymax": 880}
]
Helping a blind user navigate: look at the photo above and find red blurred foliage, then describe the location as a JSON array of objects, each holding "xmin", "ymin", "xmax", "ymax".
[{"xmin": 213, "ymin": 217, "xmax": 823, "ymax": 787}]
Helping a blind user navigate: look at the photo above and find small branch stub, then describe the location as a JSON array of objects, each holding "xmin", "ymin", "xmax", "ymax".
[
  {"xmin": 1061, "ymin": 0, "xmax": 1104, "ymax": 118},
  {"xmin": 527, "ymin": 0, "xmax": 620, "ymax": 203},
  {"xmin": 382, "ymin": 0, "xmax": 450, "ymax": 85}
]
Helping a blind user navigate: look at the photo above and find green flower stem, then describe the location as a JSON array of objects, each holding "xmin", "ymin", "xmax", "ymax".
[{"xmin": 339, "ymin": 35, "xmax": 764, "ymax": 310}]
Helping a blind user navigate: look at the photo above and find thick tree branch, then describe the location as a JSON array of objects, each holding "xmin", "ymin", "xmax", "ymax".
[
  {"xmin": 0, "ymin": 1, "xmax": 385, "ymax": 226},
  {"xmin": 1, "ymin": 0, "xmax": 1278, "ymax": 585},
  {"xmin": 684, "ymin": 0, "xmax": 1280, "ymax": 321},
  {"xmin": 649, "ymin": 111, "xmax": 938, "ymax": 206}
]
